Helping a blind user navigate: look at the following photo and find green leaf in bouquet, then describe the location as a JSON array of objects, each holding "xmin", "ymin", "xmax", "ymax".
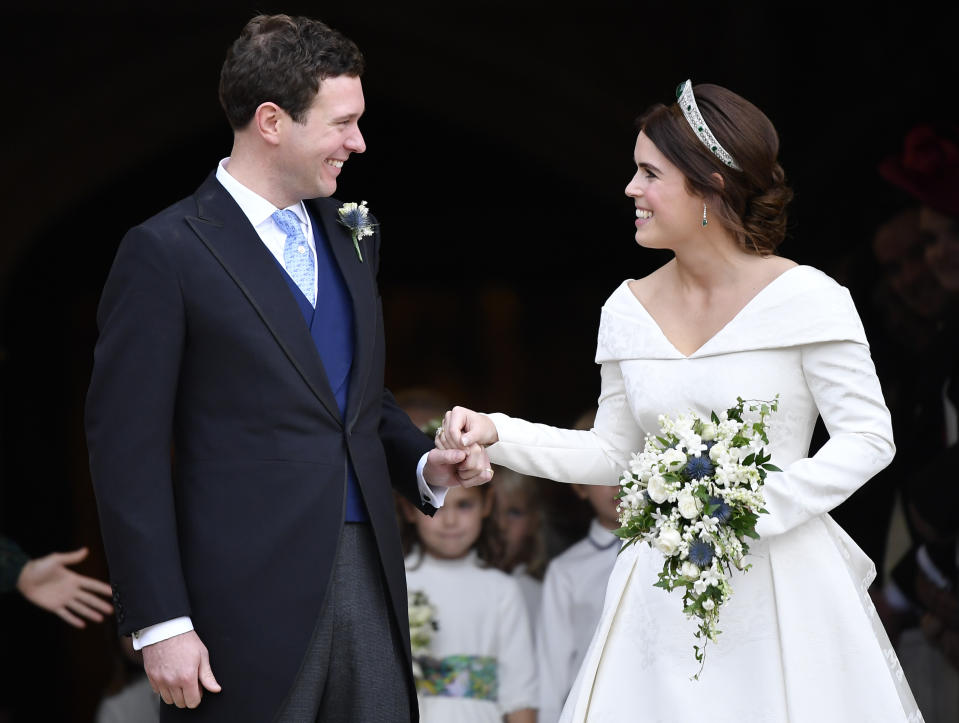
[
  {"xmin": 621, "ymin": 535, "xmax": 645, "ymax": 553},
  {"xmin": 753, "ymin": 422, "xmax": 769, "ymax": 443},
  {"xmin": 761, "ymin": 463, "xmax": 782, "ymax": 472}
]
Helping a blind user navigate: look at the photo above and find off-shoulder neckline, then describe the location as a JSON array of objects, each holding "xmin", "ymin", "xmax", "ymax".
[{"xmin": 621, "ymin": 265, "xmax": 810, "ymax": 359}]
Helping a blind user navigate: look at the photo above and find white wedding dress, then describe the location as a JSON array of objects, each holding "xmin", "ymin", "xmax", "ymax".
[{"xmin": 487, "ymin": 266, "xmax": 923, "ymax": 722}]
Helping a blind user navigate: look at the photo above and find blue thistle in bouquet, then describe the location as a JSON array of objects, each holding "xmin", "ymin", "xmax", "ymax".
[
  {"xmin": 688, "ymin": 540, "xmax": 715, "ymax": 568},
  {"xmin": 614, "ymin": 396, "xmax": 781, "ymax": 678},
  {"xmin": 706, "ymin": 496, "xmax": 732, "ymax": 524},
  {"xmin": 684, "ymin": 455, "xmax": 714, "ymax": 480}
]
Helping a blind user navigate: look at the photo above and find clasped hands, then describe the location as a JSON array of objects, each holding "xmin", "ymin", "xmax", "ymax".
[
  {"xmin": 431, "ymin": 406, "xmax": 499, "ymax": 483},
  {"xmin": 424, "ymin": 405, "xmax": 496, "ymax": 488}
]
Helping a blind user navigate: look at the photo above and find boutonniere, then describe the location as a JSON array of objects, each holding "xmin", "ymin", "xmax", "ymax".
[{"xmin": 337, "ymin": 200, "xmax": 376, "ymax": 262}]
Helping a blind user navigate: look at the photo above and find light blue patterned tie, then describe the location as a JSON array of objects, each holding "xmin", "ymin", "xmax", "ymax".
[{"xmin": 272, "ymin": 209, "xmax": 316, "ymax": 307}]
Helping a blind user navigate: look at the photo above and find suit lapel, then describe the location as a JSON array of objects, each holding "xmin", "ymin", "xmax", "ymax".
[
  {"xmin": 309, "ymin": 197, "xmax": 376, "ymax": 425},
  {"xmin": 186, "ymin": 173, "xmax": 343, "ymax": 426}
]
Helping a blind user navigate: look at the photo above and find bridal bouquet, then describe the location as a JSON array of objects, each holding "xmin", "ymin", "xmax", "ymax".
[
  {"xmin": 408, "ymin": 589, "xmax": 439, "ymax": 680},
  {"xmin": 615, "ymin": 396, "xmax": 780, "ymax": 677}
]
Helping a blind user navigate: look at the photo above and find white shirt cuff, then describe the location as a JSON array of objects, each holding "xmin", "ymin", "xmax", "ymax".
[
  {"xmin": 416, "ymin": 452, "xmax": 449, "ymax": 508},
  {"xmin": 132, "ymin": 616, "xmax": 194, "ymax": 650}
]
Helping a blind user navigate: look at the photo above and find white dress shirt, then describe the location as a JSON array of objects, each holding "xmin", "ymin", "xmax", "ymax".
[{"xmin": 132, "ymin": 160, "xmax": 446, "ymax": 650}]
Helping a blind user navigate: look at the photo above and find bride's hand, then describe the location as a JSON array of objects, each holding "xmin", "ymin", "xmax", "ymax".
[{"xmin": 435, "ymin": 406, "xmax": 498, "ymax": 450}]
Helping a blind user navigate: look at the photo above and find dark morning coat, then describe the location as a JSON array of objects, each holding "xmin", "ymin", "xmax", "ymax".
[{"xmin": 85, "ymin": 171, "xmax": 435, "ymax": 722}]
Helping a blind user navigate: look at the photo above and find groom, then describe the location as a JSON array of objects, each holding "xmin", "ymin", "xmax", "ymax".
[{"xmin": 85, "ymin": 14, "xmax": 490, "ymax": 722}]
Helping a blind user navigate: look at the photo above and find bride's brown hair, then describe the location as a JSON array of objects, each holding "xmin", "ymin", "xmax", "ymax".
[{"xmin": 638, "ymin": 83, "xmax": 793, "ymax": 256}]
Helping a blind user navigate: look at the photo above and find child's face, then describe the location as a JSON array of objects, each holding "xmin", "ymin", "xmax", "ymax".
[{"xmin": 410, "ymin": 485, "xmax": 491, "ymax": 559}]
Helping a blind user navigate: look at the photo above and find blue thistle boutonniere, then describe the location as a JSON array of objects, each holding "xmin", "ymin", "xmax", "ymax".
[{"xmin": 337, "ymin": 200, "xmax": 376, "ymax": 261}]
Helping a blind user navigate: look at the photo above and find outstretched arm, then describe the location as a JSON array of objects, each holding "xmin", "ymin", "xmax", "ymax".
[{"xmin": 438, "ymin": 361, "xmax": 643, "ymax": 486}]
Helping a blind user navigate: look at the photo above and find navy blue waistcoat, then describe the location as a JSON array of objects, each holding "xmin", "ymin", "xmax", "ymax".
[{"xmin": 277, "ymin": 210, "xmax": 369, "ymax": 522}]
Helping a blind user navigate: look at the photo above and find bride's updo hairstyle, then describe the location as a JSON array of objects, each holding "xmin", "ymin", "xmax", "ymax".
[{"xmin": 639, "ymin": 82, "xmax": 793, "ymax": 255}]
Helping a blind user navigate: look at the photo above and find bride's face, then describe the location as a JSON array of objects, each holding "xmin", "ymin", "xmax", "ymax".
[{"xmin": 625, "ymin": 131, "xmax": 704, "ymax": 250}]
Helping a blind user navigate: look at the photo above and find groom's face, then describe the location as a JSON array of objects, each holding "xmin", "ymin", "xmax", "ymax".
[{"xmin": 279, "ymin": 74, "xmax": 367, "ymax": 200}]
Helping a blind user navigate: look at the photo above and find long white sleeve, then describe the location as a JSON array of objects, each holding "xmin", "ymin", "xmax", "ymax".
[
  {"xmin": 756, "ymin": 339, "xmax": 895, "ymax": 538},
  {"xmin": 487, "ymin": 361, "xmax": 643, "ymax": 486}
]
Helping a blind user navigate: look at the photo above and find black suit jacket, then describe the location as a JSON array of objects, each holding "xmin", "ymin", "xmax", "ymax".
[{"xmin": 85, "ymin": 171, "xmax": 434, "ymax": 721}]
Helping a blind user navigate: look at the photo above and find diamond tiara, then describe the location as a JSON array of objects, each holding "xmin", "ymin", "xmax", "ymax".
[{"xmin": 675, "ymin": 79, "xmax": 741, "ymax": 171}]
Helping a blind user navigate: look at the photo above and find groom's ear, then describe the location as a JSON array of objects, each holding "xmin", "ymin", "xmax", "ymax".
[{"xmin": 252, "ymin": 102, "xmax": 285, "ymax": 146}]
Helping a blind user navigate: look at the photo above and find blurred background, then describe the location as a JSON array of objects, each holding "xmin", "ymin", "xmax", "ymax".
[{"xmin": 1, "ymin": 0, "xmax": 956, "ymax": 719}]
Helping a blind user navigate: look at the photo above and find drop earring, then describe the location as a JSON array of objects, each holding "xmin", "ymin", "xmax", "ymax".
[{"xmin": 702, "ymin": 202, "xmax": 708, "ymax": 227}]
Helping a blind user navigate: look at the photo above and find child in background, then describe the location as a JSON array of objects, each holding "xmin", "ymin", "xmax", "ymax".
[
  {"xmin": 95, "ymin": 636, "xmax": 160, "ymax": 723},
  {"xmin": 399, "ymin": 483, "xmax": 538, "ymax": 723},
  {"xmin": 489, "ymin": 467, "xmax": 547, "ymax": 627},
  {"xmin": 536, "ymin": 409, "xmax": 621, "ymax": 723}
]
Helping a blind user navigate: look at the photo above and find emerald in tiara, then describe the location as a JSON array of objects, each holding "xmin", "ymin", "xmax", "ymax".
[{"xmin": 675, "ymin": 79, "xmax": 741, "ymax": 170}]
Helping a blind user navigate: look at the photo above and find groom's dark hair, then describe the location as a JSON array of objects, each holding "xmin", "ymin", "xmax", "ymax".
[{"xmin": 219, "ymin": 14, "xmax": 365, "ymax": 130}]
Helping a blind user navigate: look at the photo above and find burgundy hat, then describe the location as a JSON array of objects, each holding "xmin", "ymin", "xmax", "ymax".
[{"xmin": 879, "ymin": 124, "xmax": 959, "ymax": 218}]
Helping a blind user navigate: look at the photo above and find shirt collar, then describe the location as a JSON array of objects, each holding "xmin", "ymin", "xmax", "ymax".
[
  {"xmin": 588, "ymin": 518, "xmax": 620, "ymax": 550},
  {"xmin": 215, "ymin": 158, "xmax": 309, "ymax": 228}
]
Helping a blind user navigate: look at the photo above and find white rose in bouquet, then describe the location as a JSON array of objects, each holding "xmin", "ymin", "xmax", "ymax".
[
  {"xmin": 655, "ymin": 525, "xmax": 682, "ymax": 556},
  {"xmin": 708, "ymin": 442, "xmax": 727, "ymax": 463},
  {"xmin": 662, "ymin": 448, "xmax": 687, "ymax": 472},
  {"xmin": 647, "ymin": 474, "xmax": 669, "ymax": 504},
  {"xmin": 681, "ymin": 561, "xmax": 701, "ymax": 580},
  {"xmin": 700, "ymin": 421, "xmax": 718, "ymax": 441},
  {"xmin": 677, "ymin": 489, "xmax": 702, "ymax": 520}
]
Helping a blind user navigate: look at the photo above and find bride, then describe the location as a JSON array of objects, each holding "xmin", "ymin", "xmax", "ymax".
[{"xmin": 437, "ymin": 81, "xmax": 923, "ymax": 722}]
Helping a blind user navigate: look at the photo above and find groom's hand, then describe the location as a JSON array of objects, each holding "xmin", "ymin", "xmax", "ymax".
[
  {"xmin": 142, "ymin": 630, "xmax": 221, "ymax": 709},
  {"xmin": 424, "ymin": 446, "xmax": 493, "ymax": 488}
]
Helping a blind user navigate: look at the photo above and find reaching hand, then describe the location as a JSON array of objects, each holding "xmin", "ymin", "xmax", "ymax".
[
  {"xmin": 424, "ymin": 446, "xmax": 493, "ymax": 488},
  {"xmin": 142, "ymin": 630, "xmax": 222, "ymax": 709},
  {"xmin": 435, "ymin": 406, "xmax": 499, "ymax": 450},
  {"xmin": 16, "ymin": 546, "xmax": 114, "ymax": 628}
]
